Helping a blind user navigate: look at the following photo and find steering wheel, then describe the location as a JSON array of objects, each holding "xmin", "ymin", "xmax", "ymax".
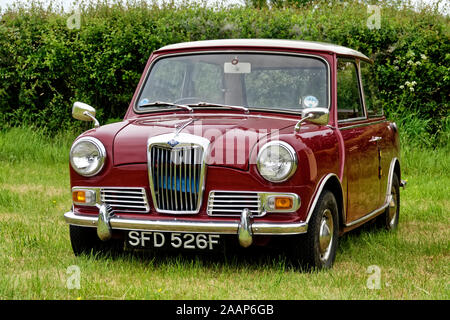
[{"xmin": 173, "ymin": 97, "xmax": 202, "ymax": 105}]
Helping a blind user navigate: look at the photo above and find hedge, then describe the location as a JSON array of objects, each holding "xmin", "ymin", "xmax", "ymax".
[{"xmin": 0, "ymin": 0, "xmax": 448, "ymax": 146}]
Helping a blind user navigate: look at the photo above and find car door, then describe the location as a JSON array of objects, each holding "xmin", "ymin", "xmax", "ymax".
[
  {"xmin": 359, "ymin": 60, "xmax": 390, "ymax": 205},
  {"xmin": 337, "ymin": 58, "xmax": 381, "ymax": 222}
]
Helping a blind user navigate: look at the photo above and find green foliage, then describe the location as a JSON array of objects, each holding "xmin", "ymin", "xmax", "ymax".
[{"xmin": 0, "ymin": 0, "xmax": 448, "ymax": 146}]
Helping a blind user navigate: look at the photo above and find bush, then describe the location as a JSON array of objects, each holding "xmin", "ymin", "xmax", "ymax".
[{"xmin": 0, "ymin": 0, "xmax": 448, "ymax": 146}]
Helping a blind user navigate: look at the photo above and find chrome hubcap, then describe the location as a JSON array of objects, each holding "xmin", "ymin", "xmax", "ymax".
[
  {"xmin": 388, "ymin": 187, "xmax": 398, "ymax": 228},
  {"xmin": 319, "ymin": 209, "xmax": 334, "ymax": 262}
]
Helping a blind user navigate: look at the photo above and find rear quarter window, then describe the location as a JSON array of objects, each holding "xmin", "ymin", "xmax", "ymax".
[{"xmin": 360, "ymin": 61, "xmax": 384, "ymax": 117}]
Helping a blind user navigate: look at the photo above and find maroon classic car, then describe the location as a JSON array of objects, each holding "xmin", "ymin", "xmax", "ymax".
[{"xmin": 64, "ymin": 39, "xmax": 405, "ymax": 269}]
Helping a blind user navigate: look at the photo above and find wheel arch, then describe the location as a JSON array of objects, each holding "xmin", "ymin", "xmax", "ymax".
[
  {"xmin": 306, "ymin": 173, "xmax": 345, "ymax": 231},
  {"xmin": 394, "ymin": 159, "xmax": 401, "ymax": 182},
  {"xmin": 387, "ymin": 157, "xmax": 401, "ymax": 197}
]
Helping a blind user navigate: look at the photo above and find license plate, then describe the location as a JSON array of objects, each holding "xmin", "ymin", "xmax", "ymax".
[{"xmin": 127, "ymin": 231, "xmax": 221, "ymax": 250}]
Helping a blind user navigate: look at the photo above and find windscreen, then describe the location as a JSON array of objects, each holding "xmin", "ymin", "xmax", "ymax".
[{"xmin": 136, "ymin": 53, "xmax": 329, "ymax": 111}]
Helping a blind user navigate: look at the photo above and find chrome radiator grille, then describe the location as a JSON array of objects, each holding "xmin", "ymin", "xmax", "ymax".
[
  {"xmin": 100, "ymin": 187, "xmax": 149, "ymax": 213},
  {"xmin": 149, "ymin": 145, "xmax": 204, "ymax": 213},
  {"xmin": 207, "ymin": 191, "xmax": 264, "ymax": 217}
]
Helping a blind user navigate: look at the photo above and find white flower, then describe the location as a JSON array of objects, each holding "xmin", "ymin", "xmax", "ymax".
[
  {"xmin": 400, "ymin": 85, "xmax": 405, "ymax": 89},
  {"xmin": 405, "ymin": 81, "xmax": 411, "ymax": 86},
  {"xmin": 415, "ymin": 61, "xmax": 421, "ymax": 66},
  {"xmin": 407, "ymin": 60, "xmax": 414, "ymax": 65},
  {"xmin": 394, "ymin": 66, "xmax": 399, "ymax": 70},
  {"xmin": 420, "ymin": 54, "xmax": 427, "ymax": 60},
  {"xmin": 409, "ymin": 87, "xmax": 414, "ymax": 92},
  {"xmin": 412, "ymin": 81, "xmax": 417, "ymax": 86}
]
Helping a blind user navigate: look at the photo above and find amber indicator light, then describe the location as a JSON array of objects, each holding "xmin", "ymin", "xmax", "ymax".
[
  {"xmin": 72, "ymin": 191, "xmax": 86, "ymax": 203},
  {"xmin": 274, "ymin": 197, "xmax": 293, "ymax": 210}
]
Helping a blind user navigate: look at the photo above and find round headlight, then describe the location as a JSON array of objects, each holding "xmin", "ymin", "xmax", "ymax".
[
  {"xmin": 70, "ymin": 137, "xmax": 106, "ymax": 177},
  {"xmin": 257, "ymin": 141, "xmax": 297, "ymax": 183}
]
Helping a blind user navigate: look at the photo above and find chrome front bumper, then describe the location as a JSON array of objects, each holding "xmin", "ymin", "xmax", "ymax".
[{"xmin": 64, "ymin": 209, "xmax": 308, "ymax": 247}]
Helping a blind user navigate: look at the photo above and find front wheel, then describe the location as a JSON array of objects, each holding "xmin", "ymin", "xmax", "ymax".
[{"xmin": 289, "ymin": 190, "xmax": 339, "ymax": 270}]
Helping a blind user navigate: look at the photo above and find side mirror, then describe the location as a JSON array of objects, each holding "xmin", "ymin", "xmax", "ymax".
[
  {"xmin": 295, "ymin": 107, "xmax": 329, "ymax": 132},
  {"xmin": 72, "ymin": 102, "xmax": 100, "ymax": 128}
]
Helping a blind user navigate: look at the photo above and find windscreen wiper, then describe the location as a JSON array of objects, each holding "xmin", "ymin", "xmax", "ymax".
[
  {"xmin": 188, "ymin": 102, "xmax": 249, "ymax": 114},
  {"xmin": 138, "ymin": 101, "xmax": 193, "ymax": 113}
]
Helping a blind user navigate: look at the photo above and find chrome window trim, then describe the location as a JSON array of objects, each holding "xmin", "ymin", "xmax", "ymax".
[
  {"xmin": 133, "ymin": 50, "xmax": 331, "ymax": 115},
  {"xmin": 147, "ymin": 132, "xmax": 210, "ymax": 214},
  {"xmin": 256, "ymin": 140, "xmax": 298, "ymax": 183},
  {"xmin": 337, "ymin": 116, "xmax": 367, "ymax": 124},
  {"xmin": 69, "ymin": 137, "xmax": 106, "ymax": 177}
]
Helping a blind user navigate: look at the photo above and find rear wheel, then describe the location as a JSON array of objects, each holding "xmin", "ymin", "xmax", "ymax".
[
  {"xmin": 289, "ymin": 190, "xmax": 339, "ymax": 270},
  {"xmin": 69, "ymin": 225, "xmax": 123, "ymax": 257}
]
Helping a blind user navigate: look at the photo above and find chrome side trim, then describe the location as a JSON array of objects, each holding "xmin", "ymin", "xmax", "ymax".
[
  {"xmin": 344, "ymin": 157, "xmax": 399, "ymax": 227},
  {"xmin": 338, "ymin": 119, "xmax": 386, "ymax": 130},
  {"xmin": 63, "ymin": 211, "xmax": 308, "ymax": 235},
  {"xmin": 344, "ymin": 196, "xmax": 391, "ymax": 227}
]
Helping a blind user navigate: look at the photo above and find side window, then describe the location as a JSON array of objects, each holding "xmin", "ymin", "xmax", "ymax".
[
  {"xmin": 360, "ymin": 61, "xmax": 383, "ymax": 117},
  {"xmin": 337, "ymin": 59, "xmax": 364, "ymax": 121}
]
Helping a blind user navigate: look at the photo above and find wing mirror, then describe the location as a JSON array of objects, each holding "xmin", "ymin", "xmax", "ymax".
[
  {"xmin": 72, "ymin": 102, "xmax": 100, "ymax": 128},
  {"xmin": 294, "ymin": 107, "xmax": 329, "ymax": 132}
]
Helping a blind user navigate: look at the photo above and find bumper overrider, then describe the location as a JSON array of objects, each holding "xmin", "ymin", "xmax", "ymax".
[{"xmin": 64, "ymin": 206, "xmax": 308, "ymax": 248}]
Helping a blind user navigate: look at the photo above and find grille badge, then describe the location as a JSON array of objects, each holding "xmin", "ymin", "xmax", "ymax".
[{"xmin": 167, "ymin": 139, "xmax": 179, "ymax": 147}]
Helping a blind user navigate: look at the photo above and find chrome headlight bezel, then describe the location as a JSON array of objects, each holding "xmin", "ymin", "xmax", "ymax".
[
  {"xmin": 69, "ymin": 137, "xmax": 106, "ymax": 177},
  {"xmin": 256, "ymin": 141, "xmax": 298, "ymax": 183}
]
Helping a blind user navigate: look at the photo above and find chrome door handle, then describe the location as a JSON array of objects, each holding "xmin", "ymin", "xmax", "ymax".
[{"xmin": 369, "ymin": 136, "xmax": 382, "ymax": 142}]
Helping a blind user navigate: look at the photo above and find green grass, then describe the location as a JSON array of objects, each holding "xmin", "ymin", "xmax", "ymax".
[{"xmin": 0, "ymin": 127, "xmax": 448, "ymax": 299}]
